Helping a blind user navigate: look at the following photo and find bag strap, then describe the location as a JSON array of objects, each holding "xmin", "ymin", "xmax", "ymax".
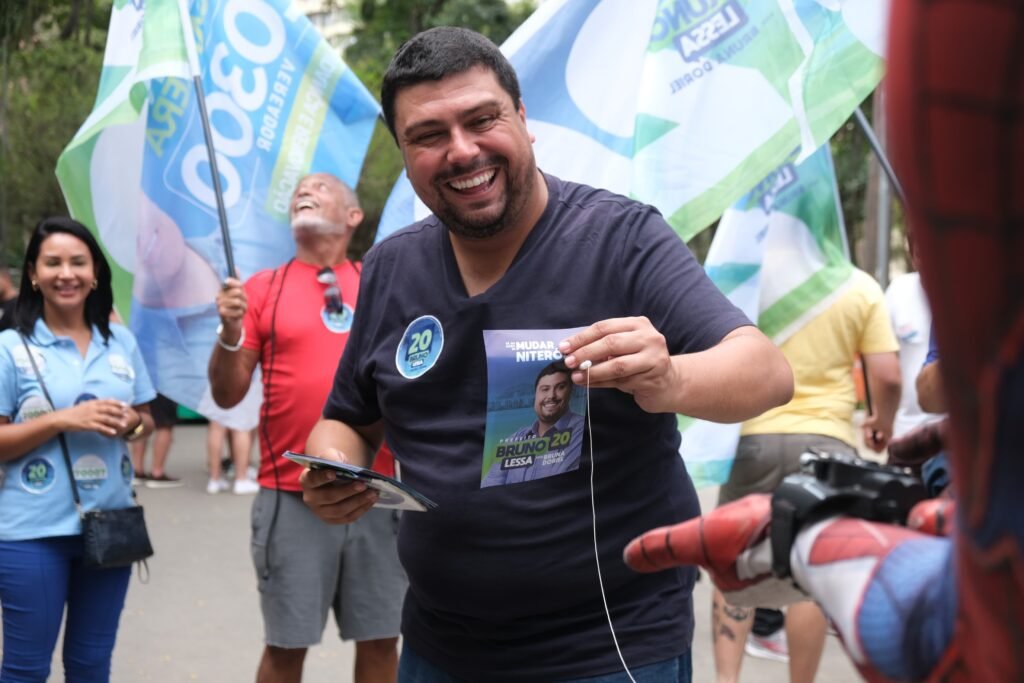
[{"xmin": 19, "ymin": 334, "xmax": 83, "ymax": 511}]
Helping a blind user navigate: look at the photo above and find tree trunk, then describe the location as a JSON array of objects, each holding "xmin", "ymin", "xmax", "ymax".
[
  {"xmin": 59, "ymin": 0, "xmax": 83, "ymax": 41},
  {"xmin": 84, "ymin": 0, "xmax": 94, "ymax": 47}
]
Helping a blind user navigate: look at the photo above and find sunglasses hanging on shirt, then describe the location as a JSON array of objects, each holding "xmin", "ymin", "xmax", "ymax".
[{"xmin": 317, "ymin": 267, "xmax": 345, "ymax": 314}]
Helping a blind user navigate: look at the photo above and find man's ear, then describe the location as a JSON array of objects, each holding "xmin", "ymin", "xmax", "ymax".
[
  {"xmin": 347, "ymin": 207, "xmax": 365, "ymax": 231},
  {"xmin": 518, "ymin": 100, "xmax": 536, "ymax": 144}
]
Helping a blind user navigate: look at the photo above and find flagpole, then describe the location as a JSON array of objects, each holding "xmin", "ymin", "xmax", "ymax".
[
  {"xmin": 853, "ymin": 106, "xmax": 906, "ymax": 206},
  {"xmin": 176, "ymin": 0, "xmax": 238, "ymax": 279},
  {"xmin": 869, "ymin": 90, "xmax": 891, "ymax": 288}
]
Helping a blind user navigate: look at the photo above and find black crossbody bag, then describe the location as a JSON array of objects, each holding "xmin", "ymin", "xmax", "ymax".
[{"xmin": 20, "ymin": 335, "xmax": 154, "ymax": 569}]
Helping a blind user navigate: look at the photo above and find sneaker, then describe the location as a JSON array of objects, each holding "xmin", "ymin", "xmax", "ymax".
[
  {"xmin": 132, "ymin": 472, "xmax": 150, "ymax": 487},
  {"xmin": 145, "ymin": 473, "xmax": 184, "ymax": 489},
  {"xmin": 233, "ymin": 478, "xmax": 260, "ymax": 495},
  {"xmin": 745, "ymin": 630, "xmax": 789, "ymax": 663},
  {"xmin": 206, "ymin": 478, "xmax": 230, "ymax": 495}
]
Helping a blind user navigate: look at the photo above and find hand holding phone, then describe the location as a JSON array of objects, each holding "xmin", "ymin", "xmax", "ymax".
[{"xmin": 286, "ymin": 451, "xmax": 437, "ymax": 511}]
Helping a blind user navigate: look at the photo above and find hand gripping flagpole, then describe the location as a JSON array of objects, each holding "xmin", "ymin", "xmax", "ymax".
[{"xmin": 176, "ymin": 0, "xmax": 238, "ymax": 279}]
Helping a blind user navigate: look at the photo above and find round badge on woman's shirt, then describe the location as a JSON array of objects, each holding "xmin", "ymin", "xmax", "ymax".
[
  {"xmin": 73, "ymin": 455, "xmax": 108, "ymax": 491},
  {"xmin": 12, "ymin": 344, "xmax": 46, "ymax": 375},
  {"xmin": 20, "ymin": 457, "xmax": 56, "ymax": 494},
  {"xmin": 121, "ymin": 454, "xmax": 133, "ymax": 485},
  {"xmin": 18, "ymin": 394, "xmax": 52, "ymax": 422},
  {"xmin": 396, "ymin": 315, "xmax": 444, "ymax": 379},
  {"xmin": 108, "ymin": 354, "xmax": 135, "ymax": 383}
]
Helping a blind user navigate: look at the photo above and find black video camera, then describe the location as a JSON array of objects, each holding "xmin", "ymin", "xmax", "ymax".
[{"xmin": 770, "ymin": 450, "xmax": 927, "ymax": 578}]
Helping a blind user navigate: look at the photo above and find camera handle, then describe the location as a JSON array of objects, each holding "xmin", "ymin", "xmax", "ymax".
[{"xmin": 770, "ymin": 451, "xmax": 928, "ymax": 578}]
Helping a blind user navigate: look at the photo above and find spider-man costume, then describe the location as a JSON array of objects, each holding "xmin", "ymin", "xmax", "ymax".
[{"xmin": 625, "ymin": 2, "xmax": 1024, "ymax": 681}]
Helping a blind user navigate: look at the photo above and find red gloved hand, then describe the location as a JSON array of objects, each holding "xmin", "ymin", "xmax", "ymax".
[
  {"xmin": 624, "ymin": 494, "xmax": 769, "ymax": 586},
  {"xmin": 907, "ymin": 496, "xmax": 956, "ymax": 537},
  {"xmin": 624, "ymin": 494, "xmax": 808, "ymax": 607}
]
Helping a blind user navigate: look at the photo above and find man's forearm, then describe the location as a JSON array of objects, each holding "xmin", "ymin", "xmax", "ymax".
[
  {"xmin": 207, "ymin": 345, "xmax": 258, "ymax": 408},
  {"xmin": 305, "ymin": 417, "xmax": 382, "ymax": 469},
  {"xmin": 672, "ymin": 326, "xmax": 793, "ymax": 422},
  {"xmin": 866, "ymin": 352, "xmax": 902, "ymax": 427},
  {"xmin": 874, "ymin": 381, "xmax": 902, "ymax": 426},
  {"xmin": 916, "ymin": 362, "xmax": 946, "ymax": 413}
]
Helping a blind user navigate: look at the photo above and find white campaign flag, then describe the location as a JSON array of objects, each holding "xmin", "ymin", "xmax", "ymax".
[
  {"xmin": 685, "ymin": 144, "xmax": 852, "ymax": 487},
  {"xmin": 376, "ymin": 0, "xmax": 888, "ymax": 242}
]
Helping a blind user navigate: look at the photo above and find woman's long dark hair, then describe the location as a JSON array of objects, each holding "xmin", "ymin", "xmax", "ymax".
[{"xmin": 14, "ymin": 216, "xmax": 114, "ymax": 343}]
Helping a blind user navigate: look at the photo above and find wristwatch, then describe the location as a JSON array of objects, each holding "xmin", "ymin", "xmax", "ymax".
[
  {"xmin": 124, "ymin": 418, "xmax": 146, "ymax": 442},
  {"xmin": 216, "ymin": 323, "xmax": 246, "ymax": 352}
]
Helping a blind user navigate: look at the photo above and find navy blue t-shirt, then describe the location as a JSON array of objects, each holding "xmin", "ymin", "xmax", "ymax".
[{"xmin": 324, "ymin": 174, "xmax": 750, "ymax": 680}]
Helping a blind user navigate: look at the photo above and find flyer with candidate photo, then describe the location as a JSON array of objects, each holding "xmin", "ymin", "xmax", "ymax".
[{"xmin": 480, "ymin": 328, "xmax": 587, "ymax": 488}]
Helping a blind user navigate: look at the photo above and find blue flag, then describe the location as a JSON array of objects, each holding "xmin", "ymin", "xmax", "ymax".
[{"xmin": 57, "ymin": 0, "xmax": 380, "ymax": 427}]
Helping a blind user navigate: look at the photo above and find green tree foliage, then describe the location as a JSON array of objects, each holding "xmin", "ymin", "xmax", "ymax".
[
  {"xmin": 345, "ymin": 0, "xmax": 534, "ymax": 96},
  {"xmin": 0, "ymin": 0, "xmax": 112, "ymax": 266},
  {"xmin": 342, "ymin": 0, "xmax": 535, "ymax": 255}
]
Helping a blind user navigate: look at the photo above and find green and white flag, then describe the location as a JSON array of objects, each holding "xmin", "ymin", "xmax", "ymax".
[
  {"xmin": 683, "ymin": 143, "xmax": 852, "ymax": 488},
  {"xmin": 376, "ymin": 0, "xmax": 888, "ymax": 241},
  {"xmin": 55, "ymin": 0, "xmax": 190, "ymax": 312}
]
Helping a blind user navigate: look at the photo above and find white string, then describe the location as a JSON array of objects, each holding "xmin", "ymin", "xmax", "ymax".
[{"xmin": 585, "ymin": 366, "xmax": 637, "ymax": 682}]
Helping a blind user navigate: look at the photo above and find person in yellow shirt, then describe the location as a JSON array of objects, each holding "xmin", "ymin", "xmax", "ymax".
[{"xmin": 712, "ymin": 267, "xmax": 901, "ymax": 683}]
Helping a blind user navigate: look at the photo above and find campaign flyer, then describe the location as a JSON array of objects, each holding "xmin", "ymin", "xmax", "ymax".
[{"xmin": 480, "ymin": 328, "xmax": 587, "ymax": 488}]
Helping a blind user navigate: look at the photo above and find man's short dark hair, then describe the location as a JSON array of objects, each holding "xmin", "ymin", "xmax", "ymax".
[
  {"xmin": 381, "ymin": 26, "xmax": 522, "ymax": 140},
  {"xmin": 535, "ymin": 361, "xmax": 571, "ymax": 390}
]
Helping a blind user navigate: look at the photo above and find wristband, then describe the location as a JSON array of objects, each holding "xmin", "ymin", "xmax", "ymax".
[{"xmin": 216, "ymin": 323, "xmax": 245, "ymax": 352}]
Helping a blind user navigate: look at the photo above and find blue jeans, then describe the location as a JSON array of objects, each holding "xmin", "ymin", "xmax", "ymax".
[
  {"xmin": 399, "ymin": 645, "xmax": 692, "ymax": 683},
  {"xmin": 0, "ymin": 536, "xmax": 131, "ymax": 682}
]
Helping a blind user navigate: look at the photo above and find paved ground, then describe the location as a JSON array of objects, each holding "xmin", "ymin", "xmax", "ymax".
[{"xmin": 39, "ymin": 424, "xmax": 862, "ymax": 682}]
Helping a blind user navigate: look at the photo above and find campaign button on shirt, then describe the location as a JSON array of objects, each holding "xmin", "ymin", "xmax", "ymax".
[
  {"xmin": 12, "ymin": 344, "xmax": 45, "ymax": 375},
  {"xmin": 396, "ymin": 315, "xmax": 444, "ymax": 379},
  {"xmin": 18, "ymin": 394, "xmax": 53, "ymax": 422},
  {"xmin": 108, "ymin": 354, "xmax": 135, "ymax": 382},
  {"xmin": 323, "ymin": 304, "xmax": 355, "ymax": 333},
  {"xmin": 120, "ymin": 453, "xmax": 133, "ymax": 485},
  {"xmin": 21, "ymin": 457, "xmax": 57, "ymax": 494},
  {"xmin": 73, "ymin": 454, "xmax": 108, "ymax": 491}
]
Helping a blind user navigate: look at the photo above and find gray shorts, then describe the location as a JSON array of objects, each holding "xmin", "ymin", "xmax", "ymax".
[
  {"xmin": 250, "ymin": 488, "xmax": 407, "ymax": 648},
  {"xmin": 717, "ymin": 434, "xmax": 858, "ymax": 506}
]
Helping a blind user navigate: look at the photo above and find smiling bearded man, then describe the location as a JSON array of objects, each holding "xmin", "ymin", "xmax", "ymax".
[{"xmin": 300, "ymin": 27, "xmax": 793, "ymax": 683}]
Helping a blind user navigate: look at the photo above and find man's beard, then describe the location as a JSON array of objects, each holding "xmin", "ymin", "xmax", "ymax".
[
  {"xmin": 434, "ymin": 156, "xmax": 536, "ymax": 240},
  {"xmin": 291, "ymin": 215, "xmax": 345, "ymax": 236}
]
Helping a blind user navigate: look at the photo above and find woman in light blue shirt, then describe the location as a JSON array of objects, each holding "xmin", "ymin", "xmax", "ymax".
[{"xmin": 0, "ymin": 217, "xmax": 156, "ymax": 682}]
